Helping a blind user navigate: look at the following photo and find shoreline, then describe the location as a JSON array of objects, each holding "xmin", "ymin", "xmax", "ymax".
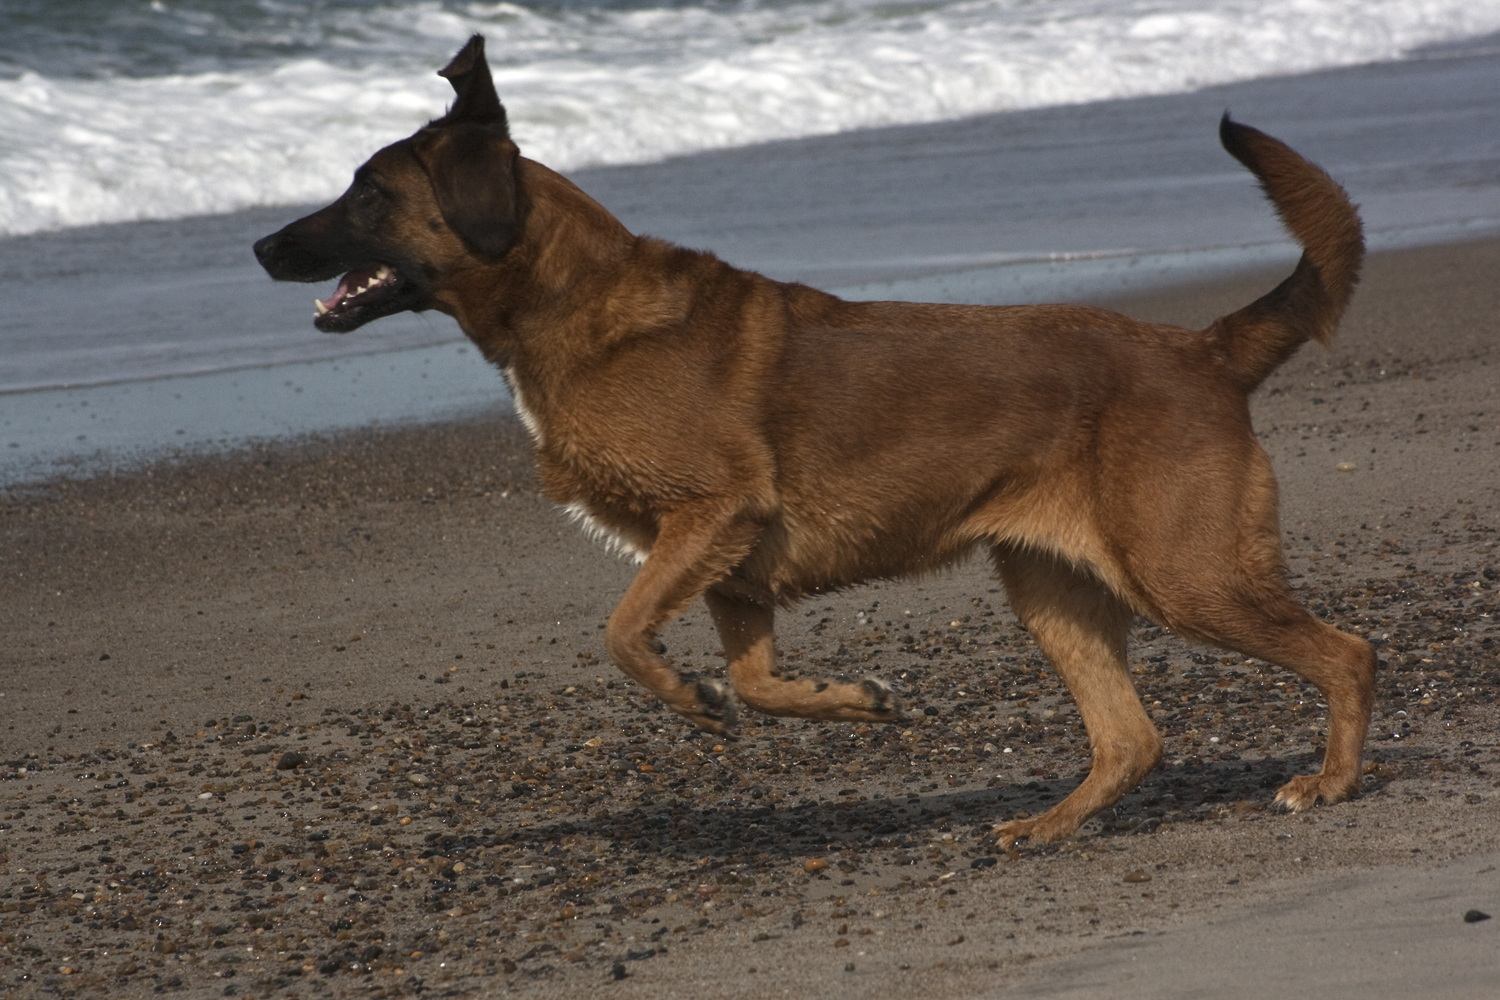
[
  {"xmin": 5, "ymin": 42, "xmax": 1498, "ymax": 394},
  {"xmin": 5, "ymin": 229, "xmax": 1500, "ymax": 490}
]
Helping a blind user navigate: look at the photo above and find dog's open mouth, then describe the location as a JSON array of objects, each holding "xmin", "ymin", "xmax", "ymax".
[{"xmin": 313, "ymin": 264, "xmax": 407, "ymax": 333}]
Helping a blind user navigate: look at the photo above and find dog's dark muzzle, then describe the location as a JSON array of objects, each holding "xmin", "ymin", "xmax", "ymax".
[
  {"xmin": 253, "ymin": 208, "xmax": 349, "ymax": 284},
  {"xmin": 255, "ymin": 206, "xmax": 427, "ymax": 334}
]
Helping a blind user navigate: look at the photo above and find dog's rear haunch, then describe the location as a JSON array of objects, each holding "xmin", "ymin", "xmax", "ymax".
[{"xmin": 255, "ymin": 35, "xmax": 1374, "ymax": 847}]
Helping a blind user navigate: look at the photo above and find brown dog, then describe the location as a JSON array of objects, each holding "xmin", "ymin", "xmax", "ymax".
[{"xmin": 254, "ymin": 36, "xmax": 1375, "ymax": 846}]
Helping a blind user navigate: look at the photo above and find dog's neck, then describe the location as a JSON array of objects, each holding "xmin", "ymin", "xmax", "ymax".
[
  {"xmin": 443, "ymin": 159, "xmax": 638, "ymax": 364},
  {"xmin": 452, "ymin": 158, "xmax": 748, "ymax": 457}
]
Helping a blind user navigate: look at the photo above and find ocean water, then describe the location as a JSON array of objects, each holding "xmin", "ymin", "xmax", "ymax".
[
  {"xmin": 3, "ymin": 3, "xmax": 1500, "ymax": 483},
  {"xmin": 3, "ymin": 0, "xmax": 1500, "ymax": 237}
]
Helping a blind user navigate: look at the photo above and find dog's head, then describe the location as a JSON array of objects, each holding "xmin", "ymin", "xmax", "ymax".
[{"xmin": 253, "ymin": 35, "xmax": 524, "ymax": 333}]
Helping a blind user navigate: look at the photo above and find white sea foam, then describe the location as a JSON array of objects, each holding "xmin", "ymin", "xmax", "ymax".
[{"xmin": 2, "ymin": 0, "xmax": 1499, "ymax": 236}]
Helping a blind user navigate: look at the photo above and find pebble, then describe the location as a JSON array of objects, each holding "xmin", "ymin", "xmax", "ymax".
[
  {"xmin": 1463, "ymin": 910, "xmax": 1491, "ymax": 924},
  {"xmin": 1122, "ymin": 870, "xmax": 1153, "ymax": 883},
  {"xmin": 275, "ymin": 751, "xmax": 307, "ymax": 770}
]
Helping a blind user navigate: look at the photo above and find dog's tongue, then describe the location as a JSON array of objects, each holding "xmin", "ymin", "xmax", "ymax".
[{"xmin": 314, "ymin": 265, "xmax": 388, "ymax": 317}]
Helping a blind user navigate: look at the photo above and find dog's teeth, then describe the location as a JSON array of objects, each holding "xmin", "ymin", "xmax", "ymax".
[{"xmin": 314, "ymin": 298, "xmax": 329, "ymax": 315}]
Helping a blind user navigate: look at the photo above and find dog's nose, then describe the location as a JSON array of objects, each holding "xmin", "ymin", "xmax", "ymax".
[{"xmin": 253, "ymin": 231, "xmax": 283, "ymax": 269}]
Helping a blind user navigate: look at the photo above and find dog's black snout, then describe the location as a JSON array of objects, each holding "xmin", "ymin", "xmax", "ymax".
[{"xmin": 253, "ymin": 230, "xmax": 285, "ymax": 270}]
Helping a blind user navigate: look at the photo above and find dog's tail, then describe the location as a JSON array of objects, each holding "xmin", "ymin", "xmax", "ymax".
[{"xmin": 1206, "ymin": 115, "xmax": 1363, "ymax": 390}]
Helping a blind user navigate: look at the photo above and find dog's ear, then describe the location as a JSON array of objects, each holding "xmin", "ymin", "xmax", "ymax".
[
  {"xmin": 412, "ymin": 123, "xmax": 522, "ymax": 260},
  {"xmin": 436, "ymin": 34, "xmax": 507, "ymax": 130}
]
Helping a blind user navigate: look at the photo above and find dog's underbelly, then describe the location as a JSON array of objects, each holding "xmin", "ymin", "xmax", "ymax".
[{"xmin": 748, "ymin": 475, "xmax": 1130, "ymax": 603}]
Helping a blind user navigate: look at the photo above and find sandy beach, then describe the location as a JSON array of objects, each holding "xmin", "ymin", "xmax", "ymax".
[{"xmin": 2, "ymin": 222, "xmax": 1498, "ymax": 998}]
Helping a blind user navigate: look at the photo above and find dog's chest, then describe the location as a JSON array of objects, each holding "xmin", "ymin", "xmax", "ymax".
[{"xmin": 502, "ymin": 366, "xmax": 651, "ymax": 564}]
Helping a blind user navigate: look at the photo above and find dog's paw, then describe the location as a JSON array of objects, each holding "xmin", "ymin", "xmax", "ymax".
[
  {"xmin": 687, "ymin": 677, "xmax": 738, "ymax": 735},
  {"xmin": 860, "ymin": 678, "xmax": 903, "ymax": 720},
  {"xmin": 1273, "ymin": 773, "xmax": 1359, "ymax": 812},
  {"xmin": 991, "ymin": 818, "xmax": 1037, "ymax": 851},
  {"xmin": 992, "ymin": 813, "xmax": 1076, "ymax": 850}
]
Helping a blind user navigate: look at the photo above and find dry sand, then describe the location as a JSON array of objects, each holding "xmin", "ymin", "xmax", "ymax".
[{"xmin": 1, "ymin": 238, "xmax": 1498, "ymax": 998}]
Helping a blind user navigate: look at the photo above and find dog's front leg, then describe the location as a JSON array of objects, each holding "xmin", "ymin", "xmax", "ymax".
[
  {"xmin": 990, "ymin": 545, "xmax": 1162, "ymax": 848},
  {"xmin": 603, "ymin": 508, "xmax": 760, "ymax": 734},
  {"xmin": 705, "ymin": 587, "xmax": 902, "ymax": 723}
]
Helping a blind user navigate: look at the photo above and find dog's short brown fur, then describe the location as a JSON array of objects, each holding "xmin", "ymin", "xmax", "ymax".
[{"xmin": 255, "ymin": 36, "xmax": 1376, "ymax": 846}]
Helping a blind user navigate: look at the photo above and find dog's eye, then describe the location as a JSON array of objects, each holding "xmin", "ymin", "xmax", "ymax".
[{"xmin": 352, "ymin": 179, "xmax": 392, "ymax": 207}]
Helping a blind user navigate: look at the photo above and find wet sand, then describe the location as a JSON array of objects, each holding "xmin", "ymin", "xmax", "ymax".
[{"xmin": 1, "ymin": 238, "xmax": 1498, "ymax": 998}]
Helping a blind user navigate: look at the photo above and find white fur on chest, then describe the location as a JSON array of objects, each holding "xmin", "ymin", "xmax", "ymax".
[{"xmin": 501, "ymin": 365, "xmax": 544, "ymax": 445}]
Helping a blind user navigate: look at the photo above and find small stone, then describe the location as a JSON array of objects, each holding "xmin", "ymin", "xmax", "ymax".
[
  {"xmin": 1335, "ymin": 461, "xmax": 1358, "ymax": 472},
  {"xmin": 611, "ymin": 962, "xmax": 628, "ymax": 980},
  {"xmin": 804, "ymin": 858, "xmax": 829, "ymax": 873},
  {"xmin": 275, "ymin": 752, "xmax": 306, "ymax": 770},
  {"xmin": 834, "ymin": 938, "xmax": 850, "ymax": 948},
  {"xmin": 844, "ymin": 962, "xmax": 856, "ymax": 972},
  {"xmin": 408, "ymin": 773, "xmax": 431, "ymax": 787},
  {"xmin": 1122, "ymin": 869, "xmax": 1152, "ymax": 883},
  {"xmin": 1463, "ymin": 910, "xmax": 1491, "ymax": 923},
  {"xmin": 970, "ymin": 856, "xmax": 998, "ymax": 869}
]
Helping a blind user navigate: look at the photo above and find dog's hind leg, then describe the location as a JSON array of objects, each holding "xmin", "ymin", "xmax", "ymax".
[
  {"xmin": 1123, "ymin": 449, "xmax": 1375, "ymax": 811},
  {"xmin": 604, "ymin": 508, "xmax": 762, "ymax": 734},
  {"xmin": 1144, "ymin": 573, "xmax": 1374, "ymax": 812},
  {"xmin": 990, "ymin": 544, "xmax": 1161, "ymax": 847},
  {"xmin": 705, "ymin": 586, "xmax": 902, "ymax": 723}
]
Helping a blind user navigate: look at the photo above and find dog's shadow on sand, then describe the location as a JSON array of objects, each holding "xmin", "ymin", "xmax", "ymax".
[{"xmin": 465, "ymin": 750, "xmax": 1336, "ymax": 886}]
